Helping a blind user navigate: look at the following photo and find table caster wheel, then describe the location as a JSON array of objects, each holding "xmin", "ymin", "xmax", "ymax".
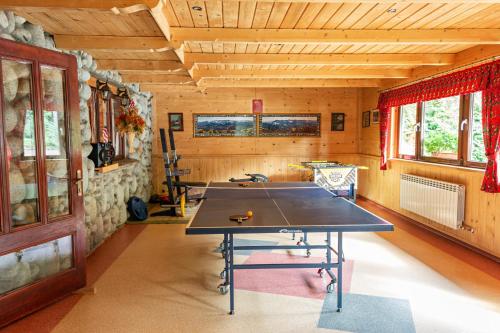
[
  {"xmin": 337, "ymin": 308, "xmax": 342, "ymax": 313},
  {"xmin": 306, "ymin": 250, "xmax": 311, "ymax": 257},
  {"xmin": 317, "ymin": 268, "xmax": 325, "ymax": 277},
  {"xmin": 229, "ymin": 310, "xmax": 235, "ymax": 315},
  {"xmin": 296, "ymin": 241, "xmax": 302, "ymax": 246},
  {"xmin": 218, "ymin": 283, "xmax": 229, "ymax": 295},
  {"xmin": 327, "ymin": 282, "xmax": 335, "ymax": 293},
  {"xmin": 220, "ymin": 270, "xmax": 226, "ymax": 279}
]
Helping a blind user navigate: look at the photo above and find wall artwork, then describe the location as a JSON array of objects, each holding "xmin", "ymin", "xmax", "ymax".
[
  {"xmin": 372, "ymin": 110, "xmax": 380, "ymax": 124},
  {"xmin": 331, "ymin": 113, "xmax": 345, "ymax": 131},
  {"xmin": 258, "ymin": 114, "xmax": 321, "ymax": 137},
  {"xmin": 168, "ymin": 112, "xmax": 184, "ymax": 131},
  {"xmin": 193, "ymin": 114, "xmax": 257, "ymax": 137},
  {"xmin": 362, "ymin": 111, "xmax": 371, "ymax": 128}
]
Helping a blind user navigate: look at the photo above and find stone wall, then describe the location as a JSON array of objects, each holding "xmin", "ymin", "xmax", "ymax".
[{"xmin": 0, "ymin": 10, "xmax": 153, "ymax": 254}]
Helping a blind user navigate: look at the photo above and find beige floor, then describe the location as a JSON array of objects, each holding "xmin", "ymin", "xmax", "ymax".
[{"xmin": 49, "ymin": 224, "xmax": 500, "ymax": 333}]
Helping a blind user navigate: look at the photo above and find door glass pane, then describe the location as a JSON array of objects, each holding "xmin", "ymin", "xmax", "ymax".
[
  {"xmin": 422, "ymin": 96, "xmax": 460, "ymax": 159},
  {"xmin": 469, "ymin": 92, "xmax": 487, "ymax": 163},
  {"xmin": 0, "ymin": 235, "xmax": 73, "ymax": 295},
  {"xmin": 1, "ymin": 60, "xmax": 40, "ymax": 227},
  {"xmin": 41, "ymin": 67, "xmax": 70, "ymax": 218},
  {"xmin": 399, "ymin": 103, "xmax": 417, "ymax": 156}
]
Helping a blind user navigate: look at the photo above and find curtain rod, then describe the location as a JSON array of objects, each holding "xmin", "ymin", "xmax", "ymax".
[{"xmin": 379, "ymin": 55, "xmax": 500, "ymax": 93}]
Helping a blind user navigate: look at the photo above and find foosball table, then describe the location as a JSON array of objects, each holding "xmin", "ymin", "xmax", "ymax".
[{"xmin": 299, "ymin": 161, "xmax": 358, "ymax": 202}]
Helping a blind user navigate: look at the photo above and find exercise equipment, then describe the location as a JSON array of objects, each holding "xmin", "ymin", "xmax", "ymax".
[{"xmin": 150, "ymin": 128, "xmax": 206, "ymax": 217}]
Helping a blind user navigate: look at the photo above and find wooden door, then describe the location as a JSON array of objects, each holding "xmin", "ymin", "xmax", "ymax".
[{"xmin": 0, "ymin": 38, "xmax": 85, "ymax": 326}]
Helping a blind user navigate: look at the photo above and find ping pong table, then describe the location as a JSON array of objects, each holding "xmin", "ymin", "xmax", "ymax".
[{"xmin": 186, "ymin": 182, "xmax": 394, "ymax": 315}]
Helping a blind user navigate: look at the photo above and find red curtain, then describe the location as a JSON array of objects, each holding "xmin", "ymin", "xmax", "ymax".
[
  {"xmin": 379, "ymin": 107, "xmax": 391, "ymax": 170},
  {"xmin": 377, "ymin": 60, "xmax": 500, "ymax": 188},
  {"xmin": 481, "ymin": 62, "xmax": 500, "ymax": 192}
]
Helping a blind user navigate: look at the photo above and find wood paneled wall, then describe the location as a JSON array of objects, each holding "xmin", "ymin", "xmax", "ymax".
[
  {"xmin": 357, "ymin": 82, "xmax": 500, "ymax": 258},
  {"xmin": 148, "ymin": 85, "xmax": 360, "ymax": 193}
]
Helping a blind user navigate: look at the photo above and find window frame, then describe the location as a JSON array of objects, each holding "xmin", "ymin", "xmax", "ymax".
[
  {"xmin": 87, "ymin": 85, "xmax": 126, "ymax": 160},
  {"xmin": 395, "ymin": 93, "xmax": 486, "ymax": 169}
]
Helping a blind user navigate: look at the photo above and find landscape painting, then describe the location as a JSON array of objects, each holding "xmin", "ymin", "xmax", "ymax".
[
  {"xmin": 193, "ymin": 114, "xmax": 256, "ymax": 137},
  {"xmin": 258, "ymin": 114, "xmax": 321, "ymax": 137}
]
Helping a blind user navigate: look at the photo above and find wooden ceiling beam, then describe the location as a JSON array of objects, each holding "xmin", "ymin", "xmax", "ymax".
[
  {"xmin": 120, "ymin": 73, "xmax": 194, "ymax": 84},
  {"xmin": 185, "ymin": 53, "xmax": 455, "ymax": 67},
  {"xmin": 0, "ymin": 1, "xmax": 152, "ymax": 9},
  {"xmin": 54, "ymin": 35, "xmax": 179, "ymax": 51},
  {"xmin": 193, "ymin": 68, "xmax": 411, "ymax": 81},
  {"xmin": 172, "ymin": 28, "xmax": 500, "ymax": 45},
  {"xmin": 198, "ymin": 79, "xmax": 382, "ymax": 88},
  {"xmin": 96, "ymin": 59, "xmax": 185, "ymax": 72},
  {"xmin": 2, "ymin": 0, "xmax": 496, "ymax": 7}
]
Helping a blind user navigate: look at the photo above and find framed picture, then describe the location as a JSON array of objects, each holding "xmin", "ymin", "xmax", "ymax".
[
  {"xmin": 331, "ymin": 113, "xmax": 345, "ymax": 131},
  {"xmin": 362, "ymin": 111, "xmax": 371, "ymax": 128},
  {"xmin": 193, "ymin": 114, "xmax": 257, "ymax": 137},
  {"xmin": 372, "ymin": 110, "xmax": 380, "ymax": 124},
  {"xmin": 258, "ymin": 114, "xmax": 321, "ymax": 137},
  {"xmin": 168, "ymin": 113, "xmax": 184, "ymax": 131}
]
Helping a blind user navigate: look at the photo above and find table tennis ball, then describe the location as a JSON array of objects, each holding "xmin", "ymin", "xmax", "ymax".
[{"xmin": 246, "ymin": 210, "xmax": 253, "ymax": 218}]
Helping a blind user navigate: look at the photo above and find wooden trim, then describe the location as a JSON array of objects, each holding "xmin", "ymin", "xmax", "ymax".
[
  {"xmin": 463, "ymin": 93, "xmax": 487, "ymax": 169},
  {"xmin": 461, "ymin": 94, "xmax": 471, "ymax": 166},
  {"xmin": 393, "ymin": 106, "xmax": 401, "ymax": 159},
  {"xmin": 415, "ymin": 102, "xmax": 423, "ymax": 161},
  {"xmin": 0, "ymin": 56, "xmax": 5, "ymax": 235}
]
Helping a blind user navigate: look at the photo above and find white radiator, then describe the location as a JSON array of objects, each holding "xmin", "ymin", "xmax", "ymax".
[{"xmin": 400, "ymin": 174, "xmax": 465, "ymax": 229}]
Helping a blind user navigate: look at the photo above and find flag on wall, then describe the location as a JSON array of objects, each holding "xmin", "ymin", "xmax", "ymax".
[{"xmin": 101, "ymin": 127, "xmax": 109, "ymax": 143}]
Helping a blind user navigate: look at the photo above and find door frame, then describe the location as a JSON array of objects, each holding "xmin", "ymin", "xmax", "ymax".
[{"xmin": 0, "ymin": 38, "xmax": 86, "ymax": 327}]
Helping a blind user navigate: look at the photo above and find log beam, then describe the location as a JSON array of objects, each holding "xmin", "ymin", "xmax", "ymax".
[
  {"xmin": 172, "ymin": 28, "xmax": 500, "ymax": 45},
  {"xmin": 185, "ymin": 53, "xmax": 455, "ymax": 67}
]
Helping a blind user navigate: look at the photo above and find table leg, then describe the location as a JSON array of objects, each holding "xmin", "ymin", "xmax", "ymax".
[
  {"xmin": 326, "ymin": 232, "xmax": 331, "ymax": 267},
  {"xmin": 223, "ymin": 233, "xmax": 229, "ymax": 282},
  {"xmin": 229, "ymin": 233, "xmax": 235, "ymax": 315},
  {"xmin": 337, "ymin": 232, "xmax": 343, "ymax": 312}
]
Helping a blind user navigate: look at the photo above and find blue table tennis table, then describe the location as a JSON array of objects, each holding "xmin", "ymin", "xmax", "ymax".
[{"xmin": 186, "ymin": 182, "xmax": 394, "ymax": 315}]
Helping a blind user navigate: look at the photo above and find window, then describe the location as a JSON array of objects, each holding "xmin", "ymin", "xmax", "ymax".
[
  {"xmin": 468, "ymin": 92, "xmax": 486, "ymax": 163},
  {"xmin": 422, "ymin": 96, "xmax": 460, "ymax": 160},
  {"xmin": 395, "ymin": 93, "xmax": 486, "ymax": 168},
  {"xmin": 87, "ymin": 85, "xmax": 126, "ymax": 160},
  {"xmin": 398, "ymin": 103, "xmax": 417, "ymax": 157}
]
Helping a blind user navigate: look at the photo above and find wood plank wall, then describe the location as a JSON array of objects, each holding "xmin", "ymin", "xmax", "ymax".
[
  {"xmin": 357, "ymin": 87, "xmax": 500, "ymax": 258},
  {"xmin": 148, "ymin": 85, "xmax": 360, "ymax": 193}
]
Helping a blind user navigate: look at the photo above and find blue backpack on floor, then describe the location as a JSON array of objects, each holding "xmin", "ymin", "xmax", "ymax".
[{"xmin": 127, "ymin": 196, "xmax": 148, "ymax": 221}]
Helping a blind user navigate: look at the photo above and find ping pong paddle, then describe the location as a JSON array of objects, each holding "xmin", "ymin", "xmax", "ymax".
[{"xmin": 229, "ymin": 214, "xmax": 249, "ymax": 223}]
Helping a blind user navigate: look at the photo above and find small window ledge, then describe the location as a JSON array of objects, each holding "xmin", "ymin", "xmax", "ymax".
[{"xmin": 389, "ymin": 158, "xmax": 485, "ymax": 174}]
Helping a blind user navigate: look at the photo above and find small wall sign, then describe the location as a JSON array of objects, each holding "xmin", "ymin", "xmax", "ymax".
[
  {"xmin": 252, "ymin": 99, "xmax": 263, "ymax": 114},
  {"xmin": 331, "ymin": 113, "xmax": 345, "ymax": 131}
]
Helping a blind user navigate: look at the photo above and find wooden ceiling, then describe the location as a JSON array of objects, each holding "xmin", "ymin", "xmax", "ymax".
[{"xmin": 6, "ymin": 1, "xmax": 500, "ymax": 89}]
